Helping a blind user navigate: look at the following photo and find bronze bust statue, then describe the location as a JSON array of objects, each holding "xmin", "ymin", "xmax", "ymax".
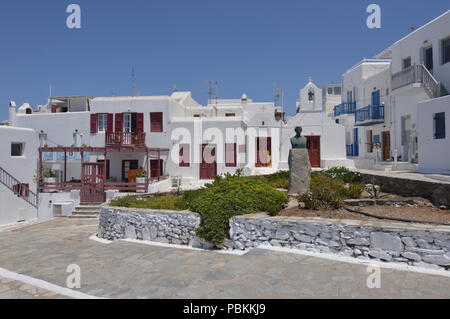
[{"xmin": 291, "ymin": 127, "xmax": 307, "ymax": 149}]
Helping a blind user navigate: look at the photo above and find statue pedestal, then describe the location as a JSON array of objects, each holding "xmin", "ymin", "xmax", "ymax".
[{"xmin": 288, "ymin": 149, "xmax": 311, "ymax": 196}]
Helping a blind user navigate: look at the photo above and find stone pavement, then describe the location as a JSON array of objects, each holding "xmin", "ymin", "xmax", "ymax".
[
  {"xmin": 0, "ymin": 277, "xmax": 66, "ymax": 299},
  {"xmin": 0, "ymin": 218, "xmax": 449, "ymax": 299}
]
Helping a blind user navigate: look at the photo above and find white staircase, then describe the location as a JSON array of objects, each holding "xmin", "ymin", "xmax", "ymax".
[{"xmin": 70, "ymin": 203, "xmax": 102, "ymax": 219}]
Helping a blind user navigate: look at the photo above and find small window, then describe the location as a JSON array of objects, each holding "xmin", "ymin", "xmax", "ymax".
[
  {"xmin": 193, "ymin": 114, "xmax": 201, "ymax": 118},
  {"xmin": 327, "ymin": 88, "xmax": 333, "ymax": 95},
  {"xmin": 434, "ymin": 112, "xmax": 446, "ymax": 139},
  {"xmin": 403, "ymin": 57, "xmax": 412, "ymax": 69},
  {"xmin": 442, "ymin": 37, "xmax": 450, "ymax": 65},
  {"xmin": 334, "ymin": 87, "xmax": 342, "ymax": 95},
  {"xmin": 97, "ymin": 114, "xmax": 108, "ymax": 132},
  {"xmin": 11, "ymin": 143, "xmax": 24, "ymax": 157},
  {"xmin": 225, "ymin": 143, "xmax": 237, "ymax": 167},
  {"xmin": 179, "ymin": 144, "xmax": 190, "ymax": 167},
  {"xmin": 225, "ymin": 113, "xmax": 236, "ymax": 117},
  {"xmin": 150, "ymin": 112, "xmax": 163, "ymax": 133}
]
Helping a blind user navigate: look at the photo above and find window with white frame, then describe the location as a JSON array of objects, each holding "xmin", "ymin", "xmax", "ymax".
[
  {"xmin": 97, "ymin": 114, "xmax": 108, "ymax": 132},
  {"xmin": 124, "ymin": 114, "xmax": 132, "ymax": 133},
  {"xmin": 442, "ymin": 37, "xmax": 450, "ymax": 65},
  {"xmin": 11, "ymin": 143, "xmax": 24, "ymax": 157}
]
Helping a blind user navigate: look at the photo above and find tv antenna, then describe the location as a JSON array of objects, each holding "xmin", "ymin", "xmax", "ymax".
[
  {"xmin": 204, "ymin": 80, "xmax": 219, "ymax": 104},
  {"xmin": 131, "ymin": 67, "xmax": 138, "ymax": 97},
  {"xmin": 274, "ymin": 82, "xmax": 284, "ymax": 107}
]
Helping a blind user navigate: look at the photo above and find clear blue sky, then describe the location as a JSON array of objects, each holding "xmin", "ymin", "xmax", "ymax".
[{"xmin": 0, "ymin": 0, "xmax": 449, "ymax": 121}]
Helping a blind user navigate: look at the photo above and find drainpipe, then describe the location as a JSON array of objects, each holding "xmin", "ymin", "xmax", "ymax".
[{"xmin": 9, "ymin": 101, "xmax": 17, "ymax": 127}]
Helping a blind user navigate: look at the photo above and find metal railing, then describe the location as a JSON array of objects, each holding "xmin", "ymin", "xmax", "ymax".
[
  {"xmin": 334, "ymin": 102, "xmax": 356, "ymax": 117},
  {"xmin": 355, "ymin": 105, "xmax": 385, "ymax": 123},
  {"xmin": 392, "ymin": 64, "xmax": 441, "ymax": 98},
  {"xmin": 106, "ymin": 132, "xmax": 146, "ymax": 147},
  {"xmin": 0, "ymin": 166, "xmax": 38, "ymax": 208}
]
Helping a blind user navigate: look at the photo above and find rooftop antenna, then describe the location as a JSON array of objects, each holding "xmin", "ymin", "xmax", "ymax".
[
  {"xmin": 274, "ymin": 82, "xmax": 284, "ymax": 107},
  {"xmin": 410, "ymin": 25, "xmax": 417, "ymax": 32},
  {"xmin": 204, "ymin": 80, "xmax": 219, "ymax": 104},
  {"xmin": 49, "ymin": 84, "xmax": 52, "ymax": 98},
  {"xmin": 171, "ymin": 84, "xmax": 178, "ymax": 93},
  {"xmin": 131, "ymin": 67, "xmax": 137, "ymax": 97}
]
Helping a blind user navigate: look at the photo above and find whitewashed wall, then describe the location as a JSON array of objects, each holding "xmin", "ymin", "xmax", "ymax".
[
  {"xmin": 417, "ymin": 95, "xmax": 450, "ymax": 173},
  {"xmin": 0, "ymin": 127, "xmax": 39, "ymax": 225}
]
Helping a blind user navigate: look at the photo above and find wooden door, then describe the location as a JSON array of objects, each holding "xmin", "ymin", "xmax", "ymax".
[
  {"xmin": 256, "ymin": 137, "xmax": 272, "ymax": 168},
  {"xmin": 382, "ymin": 131, "xmax": 391, "ymax": 161},
  {"xmin": 122, "ymin": 160, "xmax": 139, "ymax": 182},
  {"xmin": 306, "ymin": 136, "xmax": 321, "ymax": 168},
  {"xmin": 150, "ymin": 159, "xmax": 164, "ymax": 179},
  {"xmin": 200, "ymin": 144, "xmax": 217, "ymax": 180},
  {"xmin": 81, "ymin": 163, "xmax": 105, "ymax": 203}
]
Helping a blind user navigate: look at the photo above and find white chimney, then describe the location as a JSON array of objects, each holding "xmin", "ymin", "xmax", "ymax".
[{"xmin": 9, "ymin": 101, "xmax": 17, "ymax": 127}]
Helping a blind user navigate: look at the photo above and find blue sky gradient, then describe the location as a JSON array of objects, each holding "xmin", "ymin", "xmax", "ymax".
[{"xmin": 0, "ymin": 0, "xmax": 449, "ymax": 121}]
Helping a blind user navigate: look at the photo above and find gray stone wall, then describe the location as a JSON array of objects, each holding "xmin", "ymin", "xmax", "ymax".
[
  {"xmin": 360, "ymin": 173, "xmax": 450, "ymax": 207},
  {"xmin": 230, "ymin": 214, "xmax": 450, "ymax": 271},
  {"xmin": 98, "ymin": 207, "xmax": 201, "ymax": 245}
]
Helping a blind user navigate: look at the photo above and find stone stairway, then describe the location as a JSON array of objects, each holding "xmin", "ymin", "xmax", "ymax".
[{"xmin": 70, "ymin": 203, "xmax": 102, "ymax": 219}]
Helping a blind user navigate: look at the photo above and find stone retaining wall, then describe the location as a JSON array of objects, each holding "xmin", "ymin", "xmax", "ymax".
[
  {"xmin": 360, "ymin": 173, "xmax": 450, "ymax": 207},
  {"xmin": 98, "ymin": 206, "xmax": 201, "ymax": 245},
  {"xmin": 230, "ymin": 214, "xmax": 450, "ymax": 271}
]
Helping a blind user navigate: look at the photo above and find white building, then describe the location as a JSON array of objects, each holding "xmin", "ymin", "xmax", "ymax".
[
  {"xmin": 0, "ymin": 117, "xmax": 39, "ymax": 226},
  {"xmin": 376, "ymin": 10, "xmax": 450, "ymax": 173},
  {"xmin": 335, "ymin": 10, "xmax": 450, "ymax": 173}
]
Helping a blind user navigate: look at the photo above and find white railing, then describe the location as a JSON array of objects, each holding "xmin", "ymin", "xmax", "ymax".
[{"xmin": 392, "ymin": 64, "xmax": 441, "ymax": 98}]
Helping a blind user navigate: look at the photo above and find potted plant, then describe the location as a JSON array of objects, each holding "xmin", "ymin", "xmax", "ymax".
[
  {"xmin": 135, "ymin": 170, "xmax": 147, "ymax": 193},
  {"xmin": 43, "ymin": 170, "xmax": 58, "ymax": 185}
]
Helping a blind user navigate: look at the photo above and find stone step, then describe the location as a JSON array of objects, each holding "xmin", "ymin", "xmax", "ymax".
[
  {"xmin": 69, "ymin": 214, "xmax": 99, "ymax": 219},
  {"xmin": 75, "ymin": 206, "xmax": 100, "ymax": 212},
  {"xmin": 73, "ymin": 210, "xmax": 100, "ymax": 215}
]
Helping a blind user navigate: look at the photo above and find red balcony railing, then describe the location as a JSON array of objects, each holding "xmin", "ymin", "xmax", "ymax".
[{"xmin": 106, "ymin": 132, "xmax": 146, "ymax": 147}]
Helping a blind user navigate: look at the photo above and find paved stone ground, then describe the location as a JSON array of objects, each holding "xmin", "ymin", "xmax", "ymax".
[
  {"xmin": 0, "ymin": 277, "xmax": 66, "ymax": 299},
  {"xmin": 0, "ymin": 218, "xmax": 449, "ymax": 299}
]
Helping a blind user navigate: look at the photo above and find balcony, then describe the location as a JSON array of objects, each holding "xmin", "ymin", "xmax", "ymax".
[
  {"xmin": 355, "ymin": 105, "xmax": 384, "ymax": 126},
  {"xmin": 334, "ymin": 102, "xmax": 356, "ymax": 117},
  {"xmin": 106, "ymin": 132, "xmax": 146, "ymax": 147},
  {"xmin": 391, "ymin": 64, "xmax": 442, "ymax": 99}
]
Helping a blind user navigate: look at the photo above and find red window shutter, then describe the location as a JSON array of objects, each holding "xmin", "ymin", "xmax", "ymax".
[
  {"xmin": 225, "ymin": 143, "xmax": 237, "ymax": 167},
  {"xmin": 115, "ymin": 114, "xmax": 123, "ymax": 133},
  {"xmin": 179, "ymin": 144, "xmax": 190, "ymax": 167},
  {"xmin": 150, "ymin": 112, "xmax": 163, "ymax": 132},
  {"xmin": 136, "ymin": 113, "xmax": 144, "ymax": 133},
  {"xmin": 107, "ymin": 114, "xmax": 114, "ymax": 132},
  {"xmin": 90, "ymin": 114, "xmax": 98, "ymax": 134}
]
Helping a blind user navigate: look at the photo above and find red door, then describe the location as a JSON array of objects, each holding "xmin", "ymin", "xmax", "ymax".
[
  {"xmin": 150, "ymin": 159, "xmax": 164, "ymax": 179},
  {"xmin": 200, "ymin": 144, "xmax": 217, "ymax": 180},
  {"xmin": 81, "ymin": 163, "xmax": 105, "ymax": 203},
  {"xmin": 306, "ymin": 136, "xmax": 321, "ymax": 168},
  {"xmin": 256, "ymin": 137, "xmax": 272, "ymax": 168}
]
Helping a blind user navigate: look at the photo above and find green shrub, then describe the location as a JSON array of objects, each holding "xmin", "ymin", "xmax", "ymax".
[
  {"xmin": 110, "ymin": 195, "xmax": 184, "ymax": 211},
  {"xmin": 313, "ymin": 167, "xmax": 361, "ymax": 184},
  {"xmin": 183, "ymin": 174, "xmax": 289, "ymax": 245},
  {"xmin": 343, "ymin": 182, "xmax": 366, "ymax": 199},
  {"xmin": 298, "ymin": 175, "xmax": 346, "ymax": 210}
]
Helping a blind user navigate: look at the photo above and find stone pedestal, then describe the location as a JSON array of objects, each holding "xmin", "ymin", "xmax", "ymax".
[{"xmin": 288, "ymin": 149, "xmax": 311, "ymax": 196}]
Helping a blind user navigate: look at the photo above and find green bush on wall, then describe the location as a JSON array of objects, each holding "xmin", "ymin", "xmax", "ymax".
[
  {"xmin": 182, "ymin": 174, "xmax": 289, "ymax": 245},
  {"xmin": 299, "ymin": 173, "xmax": 365, "ymax": 210}
]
